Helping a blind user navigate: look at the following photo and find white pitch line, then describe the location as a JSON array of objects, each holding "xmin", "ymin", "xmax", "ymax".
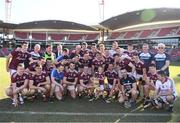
[{"xmin": 0, "ymin": 111, "xmax": 179, "ymax": 117}]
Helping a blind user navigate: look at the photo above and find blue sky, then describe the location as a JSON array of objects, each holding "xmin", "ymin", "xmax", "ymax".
[{"xmin": 0, "ymin": 0, "xmax": 180, "ymax": 25}]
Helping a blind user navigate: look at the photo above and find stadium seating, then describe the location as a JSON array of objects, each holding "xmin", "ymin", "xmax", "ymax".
[
  {"xmin": 14, "ymin": 31, "xmax": 28, "ymax": 39},
  {"xmin": 68, "ymin": 34, "xmax": 85, "ymax": 40},
  {"xmin": 171, "ymin": 48, "xmax": 180, "ymax": 56},
  {"xmin": 176, "ymin": 28, "xmax": 180, "ymax": 35},
  {"xmin": 123, "ymin": 31, "xmax": 140, "ymax": 39},
  {"xmin": 139, "ymin": 30, "xmax": 155, "ymax": 38},
  {"xmin": 85, "ymin": 33, "xmax": 99, "ymax": 40},
  {"xmin": 157, "ymin": 27, "xmax": 178, "ymax": 37},
  {"xmin": 48, "ymin": 34, "xmax": 68, "ymax": 41},
  {"xmin": 32, "ymin": 33, "xmax": 46, "ymax": 40},
  {"xmin": 109, "ymin": 32, "xmax": 121, "ymax": 39}
]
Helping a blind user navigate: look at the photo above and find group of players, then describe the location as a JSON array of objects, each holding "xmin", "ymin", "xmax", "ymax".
[{"xmin": 5, "ymin": 41, "xmax": 177, "ymax": 112}]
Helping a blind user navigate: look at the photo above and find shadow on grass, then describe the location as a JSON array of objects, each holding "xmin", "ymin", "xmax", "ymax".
[{"xmin": 0, "ymin": 97, "xmax": 177, "ymax": 122}]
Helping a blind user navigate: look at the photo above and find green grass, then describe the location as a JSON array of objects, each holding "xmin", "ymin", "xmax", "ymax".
[{"xmin": 0, "ymin": 57, "xmax": 180, "ymax": 122}]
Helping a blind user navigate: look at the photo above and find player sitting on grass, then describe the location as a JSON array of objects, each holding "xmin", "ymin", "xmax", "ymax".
[
  {"xmin": 63, "ymin": 62, "xmax": 78, "ymax": 99},
  {"xmin": 118, "ymin": 69, "xmax": 138, "ymax": 108},
  {"xmin": 77, "ymin": 66, "xmax": 94, "ymax": 98},
  {"xmin": 6, "ymin": 63, "xmax": 29, "ymax": 107},
  {"xmin": 50, "ymin": 64, "xmax": 65, "ymax": 101},
  {"xmin": 152, "ymin": 71, "xmax": 177, "ymax": 112},
  {"xmin": 28, "ymin": 64, "xmax": 51, "ymax": 102}
]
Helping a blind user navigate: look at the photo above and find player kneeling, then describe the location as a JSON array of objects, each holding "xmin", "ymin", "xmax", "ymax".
[
  {"xmin": 63, "ymin": 62, "xmax": 78, "ymax": 99},
  {"xmin": 28, "ymin": 64, "xmax": 51, "ymax": 102},
  {"xmin": 90, "ymin": 66, "xmax": 107, "ymax": 101},
  {"xmin": 118, "ymin": 69, "xmax": 138, "ymax": 108},
  {"xmin": 6, "ymin": 64, "xmax": 29, "ymax": 107},
  {"xmin": 152, "ymin": 71, "xmax": 177, "ymax": 112},
  {"xmin": 77, "ymin": 66, "xmax": 94, "ymax": 98},
  {"xmin": 50, "ymin": 64, "xmax": 64, "ymax": 101},
  {"xmin": 105, "ymin": 63, "xmax": 119, "ymax": 103},
  {"xmin": 143, "ymin": 64, "xmax": 158, "ymax": 107}
]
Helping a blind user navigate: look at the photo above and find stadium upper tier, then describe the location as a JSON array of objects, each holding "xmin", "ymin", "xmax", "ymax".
[
  {"xmin": 14, "ymin": 32, "xmax": 99, "ymax": 41},
  {"xmin": 13, "ymin": 26, "xmax": 180, "ymax": 41},
  {"xmin": 108, "ymin": 26, "xmax": 180, "ymax": 40}
]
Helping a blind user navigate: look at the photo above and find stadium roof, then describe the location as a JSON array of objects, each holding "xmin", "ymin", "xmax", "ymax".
[
  {"xmin": 14, "ymin": 20, "xmax": 97, "ymax": 31},
  {"xmin": 0, "ymin": 22, "xmax": 16, "ymax": 29},
  {"xmin": 100, "ymin": 8, "xmax": 180, "ymax": 31}
]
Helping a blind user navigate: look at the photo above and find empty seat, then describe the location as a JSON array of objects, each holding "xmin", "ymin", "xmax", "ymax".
[
  {"xmin": 124, "ymin": 31, "xmax": 140, "ymax": 39},
  {"xmin": 157, "ymin": 27, "xmax": 178, "ymax": 37},
  {"xmin": 85, "ymin": 33, "xmax": 99, "ymax": 40},
  {"xmin": 68, "ymin": 34, "xmax": 85, "ymax": 40},
  {"xmin": 109, "ymin": 32, "xmax": 121, "ymax": 39},
  {"xmin": 32, "ymin": 33, "xmax": 46, "ymax": 40},
  {"xmin": 14, "ymin": 31, "xmax": 28, "ymax": 39},
  {"xmin": 49, "ymin": 34, "xmax": 68, "ymax": 41}
]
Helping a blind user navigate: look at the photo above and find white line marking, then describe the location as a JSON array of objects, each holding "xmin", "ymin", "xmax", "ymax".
[{"xmin": 0, "ymin": 111, "xmax": 179, "ymax": 117}]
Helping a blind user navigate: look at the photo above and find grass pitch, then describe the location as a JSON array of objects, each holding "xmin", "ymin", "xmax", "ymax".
[{"xmin": 0, "ymin": 58, "xmax": 180, "ymax": 122}]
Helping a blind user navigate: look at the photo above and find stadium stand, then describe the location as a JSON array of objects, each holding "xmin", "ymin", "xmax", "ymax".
[
  {"xmin": 14, "ymin": 31, "xmax": 28, "ymax": 39},
  {"xmin": 123, "ymin": 31, "xmax": 141, "ymax": 39},
  {"xmin": 157, "ymin": 27, "xmax": 179, "ymax": 37},
  {"xmin": 139, "ymin": 30, "xmax": 153, "ymax": 38},
  {"xmin": 107, "ymin": 26, "xmax": 180, "ymax": 40},
  {"xmin": 176, "ymin": 28, "xmax": 180, "ymax": 35},
  {"xmin": 109, "ymin": 32, "xmax": 121, "ymax": 39},
  {"xmin": 68, "ymin": 34, "xmax": 85, "ymax": 40},
  {"xmin": 32, "ymin": 33, "xmax": 46, "ymax": 40},
  {"xmin": 85, "ymin": 33, "xmax": 99, "ymax": 40},
  {"xmin": 48, "ymin": 34, "xmax": 68, "ymax": 41}
]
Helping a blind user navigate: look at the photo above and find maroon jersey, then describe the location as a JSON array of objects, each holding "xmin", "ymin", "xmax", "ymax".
[
  {"xmin": 79, "ymin": 58, "xmax": 92, "ymax": 68},
  {"xmin": 147, "ymin": 73, "xmax": 158, "ymax": 84},
  {"xmin": 132, "ymin": 61, "xmax": 145, "ymax": 75},
  {"xmin": 28, "ymin": 62, "xmax": 38, "ymax": 71},
  {"xmin": 80, "ymin": 49, "xmax": 89, "ymax": 57},
  {"xmin": 89, "ymin": 51, "xmax": 96, "ymax": 59},
  {"xmin": 123, "ymin": 50, "xmax": 136, "ymax": 58},
  {"xmin": 65, "ymin": 70, "xmax": 78, "ymax": 82},
  {"xmin": 92, "ymin": 59, "xmax": 104, "ymax": 71},
  {"xmin": 105, "ymin": 56, "xmax": 114, "ymax": 65},
  {"xmin": 11, "ymin": 72, "xmax": 28, "ymax": 87},
  {"xmin": 118, "ymin": 58, "xmax": 132, "ymax": 72},
  {"xmin": 43, "ymin": 65, "xmax": 53, "ymax": 76},
  {"xmin": 105, "ymin": 70, "xmax": 118, "ymax": 85},
  {"xmin": 95, "ymin": 72, "xmax": 105, "ymax": 85},
  {"xmin": 29, "ymin": 72, "xmax": 48, "ymax": 86},
  {"xmin": 79, "ymin": 72, "xmax": 92, "ymax": 85},
  {"xmin": 9, "ymin": 50, "xmax": 31, "ymax": 70}
]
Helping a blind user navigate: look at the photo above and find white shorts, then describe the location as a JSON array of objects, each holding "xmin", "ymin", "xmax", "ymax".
[
  {"xmin": 100, "ymin": 85, "xmax": 104, "ymax": 91},
  {"xmin": 55, "ymin": 85, "xmax": 61, "ymax": 92},
  {"xmin": 10, "ymin": 69, "xmax": 16, "ymax": 75},
  {"xmin": 67, "ymin": 85, "xmax": 75, "ymax": 91}
]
